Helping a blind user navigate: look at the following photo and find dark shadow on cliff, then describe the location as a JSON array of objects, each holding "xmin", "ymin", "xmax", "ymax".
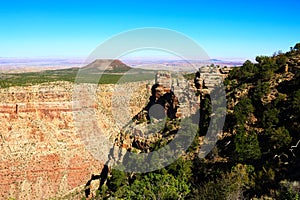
[{"xmin": 85, "ymin": 164, "xmax": 109, "ymax": 198}]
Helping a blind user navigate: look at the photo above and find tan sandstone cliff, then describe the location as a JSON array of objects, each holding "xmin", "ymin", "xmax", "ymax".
[{"xmin": 0, "ymin": 81, "xmax": 150, "ymax": 199}]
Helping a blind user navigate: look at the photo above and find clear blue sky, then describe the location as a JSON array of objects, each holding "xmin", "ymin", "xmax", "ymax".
[{"xmin": 0, "ymin": 0, "xmax": 299, "ymax": 60}]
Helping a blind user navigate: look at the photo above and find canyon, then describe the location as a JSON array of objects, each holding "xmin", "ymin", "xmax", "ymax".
[{"xmin": 0, "ymin": 66, "xmax": 230, "ymax": 199}]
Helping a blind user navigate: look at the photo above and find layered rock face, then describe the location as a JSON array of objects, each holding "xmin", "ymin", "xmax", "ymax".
[{"xmin": 0, "ymin": 81, "xmax": 149, "ymax": 199}]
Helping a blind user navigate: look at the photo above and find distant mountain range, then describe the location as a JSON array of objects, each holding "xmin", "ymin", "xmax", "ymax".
[{"xmin": 122, "ymin": 59, "xmax": 244, "ymax": 67}]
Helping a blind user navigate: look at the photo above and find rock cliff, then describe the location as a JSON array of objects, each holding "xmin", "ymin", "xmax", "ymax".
[{"xmin": 0, "ymin": 80, "xmax": 149, "ymax": 199}]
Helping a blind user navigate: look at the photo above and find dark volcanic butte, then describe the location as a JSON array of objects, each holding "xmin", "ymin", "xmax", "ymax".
[{"xmin": 82, "ymin": 59, "xmax": 132, "ymax": 72}]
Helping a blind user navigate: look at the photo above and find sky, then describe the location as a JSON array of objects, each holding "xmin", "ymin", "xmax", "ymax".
[{"xmin": 0, "ymin": 0, "xmax": 299, "ymax": 61}]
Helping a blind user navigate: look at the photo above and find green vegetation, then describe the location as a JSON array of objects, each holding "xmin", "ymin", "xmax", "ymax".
[
  {"xmin": 96, "ymin": 158, "xmax": 193, "ymax": 199},
  {"xmin": 223, "ymin": 43, "xmax": 300, "ymax": 199},
  {"xmin": 0, "ymin": 67, "xmax": 155, "ymax": 88},
  {"xmin": 183, "ymin": 72, "xmax": 195, "ymax": 80}
]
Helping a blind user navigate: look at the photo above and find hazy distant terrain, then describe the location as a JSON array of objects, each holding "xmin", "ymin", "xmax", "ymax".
[
  {"xmin": 0, "ymin": 57, "xmax": 85, "ymax": 73},
  {"xmin": 0, "ymin": 57, "xmax": 243, "ymax": 73}
]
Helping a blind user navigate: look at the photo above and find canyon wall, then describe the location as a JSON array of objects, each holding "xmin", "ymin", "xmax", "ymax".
[{"xmin": 0, "ymin": 81, "xmax": 150, "ymax": 199}]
